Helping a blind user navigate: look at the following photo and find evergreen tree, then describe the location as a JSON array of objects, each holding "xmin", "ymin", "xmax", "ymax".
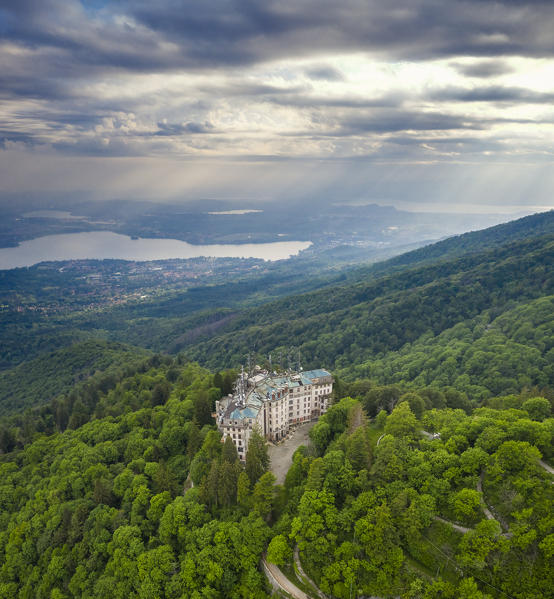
[
  {"xmin": 222, "ymin": 435, "xmax": 239, "ymax": 463},
  {"xmin": 218, "ymin": 461, "xmax": 240, "ymax": 508},
  {"xmin": 245, "ymin": 427, "xmax": 269, "ymax": 485},
  {"xmin": 237, "ymin": 471, "xmax": 252, "ymax": 512}
]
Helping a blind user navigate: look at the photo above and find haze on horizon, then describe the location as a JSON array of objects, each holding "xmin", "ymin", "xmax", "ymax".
[{"xmin": 1, "ymin": 0, "xmax": 554, "ymax": 215}]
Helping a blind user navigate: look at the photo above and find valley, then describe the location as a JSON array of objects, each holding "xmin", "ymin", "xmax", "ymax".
[{"xmin": 0, "ymin": 210, "xmax": 551, "ymax": 599}]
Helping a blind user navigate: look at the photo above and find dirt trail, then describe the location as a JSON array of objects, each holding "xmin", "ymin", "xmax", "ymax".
[
  {"xmin": 433, "ymin": 516, "xmax": 472, "ymax": 534},
  {"xmin": 262, "ymin": 556, "xmax": 310, "ymax": 599},
  {"xmin": 294, "ymin": 546, "xmax": 327, "ymax": 599}
]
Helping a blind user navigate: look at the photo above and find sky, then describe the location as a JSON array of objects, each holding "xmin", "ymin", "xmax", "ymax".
[{"xmin": 1, "ymin": 0, "xmax": 554, "ymax": 213}]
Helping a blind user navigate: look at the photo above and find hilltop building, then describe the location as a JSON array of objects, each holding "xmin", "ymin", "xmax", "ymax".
[{"xmin": 215, "ymin": 367, "xmax": 333, "ymax": 460}]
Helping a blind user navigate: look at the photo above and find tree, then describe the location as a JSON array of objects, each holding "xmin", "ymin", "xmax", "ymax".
[
  {"xmin": 222, "ymin": 435, "xmax": 239, "ymax": 463},
  {"xmin": 310, "ymin": 420, "xmax": 332, "ymax": 455},
  {"xmin": 457, "ymin": 578, "xmax": 492, "ymax": 599},
  {"xmin": 135, "ymin": 545, "xmax": 174, "ymax": 599},
  {"xmin": 371, "ymin": 435, "xmax": 405, "ymax": 483},
  {"xmin": 451, "ymin": 488, "xmax": 482, "ymax": 523},
  {"xmin": 375, "ymin": 409, "xmax": 387, "ymax": 429},
  {"xmin": 345, "ymin": 427, "xmax": 371, "ymax": 471},
  {"xmin": 218, "ymin": 460, "xmax": 240, "ymax": 509},
  {"xmin": 458, "ymin": 520, "xmax": 505, "ymax": 570},
  {"xmin": 306, "ymin": 458, "xmax": 326, "ymax": 492},
  {"xmin": 355, "ymin": 503, "xmax": 404, "ymax": 595},
  {"xmin": 245, "ymin": 428, "xmax": 269, "ymax": 485},
  {"xmin": 151, "ymin": 381, "xmax": 171, "ymax": 406},
  {"xmin": 494, "ymin": 440, "xmax": 541, "ymax": 474},
  {"xmin": 192, "ymin": 390, "xmax": 213, "ymax": 426},
  {"xmin": 522, "ymin": 397, "xmax": 551, "ymax": 421},
  {"xmin": 252, "ymin": 472, "xmax": 276, "ymax": 520},
  {"xmin": 267, "ymin": 534, "xmax": 292, "ymax": 566},
  {"xmin": 384, "ymin": 402, "xmax": 418, "ymax": 440},
  {"xmin": 399, "ymin": 392, "xmax": 425, "ymax": 420},
  {"xmin": 237, "ymin": 471, "xmax": 252, "ymax": 512},
  {"xmin": 185, "ymin": 421, "xmax": 201, "ymax": 457}
]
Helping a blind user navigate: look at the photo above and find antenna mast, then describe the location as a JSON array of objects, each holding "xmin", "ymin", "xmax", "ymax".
[{"xmin": 238, "ymin": 364, "xmax": 246, "ymax": 406}]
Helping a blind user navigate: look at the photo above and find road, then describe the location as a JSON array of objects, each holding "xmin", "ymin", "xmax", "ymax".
[
  {"xmin": 294, "ymin": 546, "xmax": 327, "ymax": 599},
  {"xmin": 268, "ymin": 421, "xmax": 315, "ymax": 485},
  {"xmin": 262, "ymin": 556, "xmax": 310, "ymax": 599}
]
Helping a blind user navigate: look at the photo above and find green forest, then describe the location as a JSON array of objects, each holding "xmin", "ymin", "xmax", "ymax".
[
  {"xmin": 0, "ymin": 211, "xmax": 552, "ymax": 598},
  {"xmin": 0, "ymin": 357, "xmax": 551, "ymax": 598}
]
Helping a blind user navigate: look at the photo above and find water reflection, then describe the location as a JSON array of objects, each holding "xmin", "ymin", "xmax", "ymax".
[{"xmin": 0, "ymin": 231, "xmax": 312, "ymax": 269}]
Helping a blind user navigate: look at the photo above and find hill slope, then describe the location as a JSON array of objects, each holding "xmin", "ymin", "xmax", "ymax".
[
  {"xmin": 0, "ymin": 340, "xmax": 150, "ymax": 416},
  {"xmin": 184, "ymin": 219, "xmax": 554, "ymax": 401}
]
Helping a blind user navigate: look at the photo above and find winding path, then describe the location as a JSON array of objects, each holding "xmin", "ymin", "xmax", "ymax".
[
  {"xmin": 293, "ymin": 546, "xmax": 327, "ymax": 599},
  {"xmin": 420, "ymin": 431, "xmax": 514, "ymax": 537},
  {"xmin": 433, "ymin": 516, "xmax": 472, "ymax": 534},
  {"xmin": 476, "ymin": 471, "xmax": 496, "ymax": 523},
  {"xmin": 262, "ymin": 555, "xmax": 310, "ymax": 599}
]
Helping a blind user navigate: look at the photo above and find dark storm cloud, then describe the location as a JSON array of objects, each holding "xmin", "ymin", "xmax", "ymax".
[
  {"xmin": 51, "ymin": 138, "xmax": 146, "ymax": 156},
  {"xmin": 317, "ymin": 111, "xmax": 485, "ymax": 136},
  {"xmin": 452, "ymin": 60, "xmax": 515, "ymax": 78},
  {"xmin": 265, "ymin": 94, "xmax": 404, "ymax": 109},
  {"xmin": 155, "ymin": 121, "xmax": 214, "ymax": 136},
  {"xmin": 1, "ymin": 0, "xmax": 554, "ymax": 166},
  {"xmin": 0, "ymin": 129, "xmax": 37, "ymax": 147},
  {"xmin": 127, "ymin": 0, "xmax": 554, "ymax": 65},
  {"xmin": 2, "ymin": 0, "xmax": 554, "ymax": 79},
  {"xmin": 431, "ymin": 86, "xmax": 554, "ymax": 104},
  {"xmin": 199, "ymin": 82, "xmax": 310, "ymax": 98},
  {"xmin": 304, "ymin": 65, "xmax": 345, "ymax": 81}
]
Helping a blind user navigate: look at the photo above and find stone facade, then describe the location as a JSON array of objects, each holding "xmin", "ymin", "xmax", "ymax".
[{"xmin": 214, "ymin": 368, "xmax": 333, "ymax": 460}]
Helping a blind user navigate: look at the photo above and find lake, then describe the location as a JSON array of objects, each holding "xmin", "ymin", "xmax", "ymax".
[{"xmin": 0, "ymin": 231, "xmax": 312, "ymax": 269}]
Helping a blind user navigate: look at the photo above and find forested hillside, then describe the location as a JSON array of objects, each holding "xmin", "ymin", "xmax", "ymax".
[
  {"xmin": 344, "ymin": 295, "xmax": 553, "ymax": 400},
  {"xmin": 186, "ymin": 231, "xmax": 554, "ymax": 403},
  {"xmin": 2, "ymin": 212, "xmax": 551, "ymax": 418},
  {"xmin": 0, "ymin": 359, "xmax": 273, "ymax": 598},
  {"xmin": 0, "ymin": 356, "xmax": 551, "ymax": 598},
  {"xmin": 0, "ymin": 211, "xmax": 552, "ymax": 598},
  {"xmin": 277, "ymin": 395, "xmax": 553, "ymax": 599},
  {"xmin": 0, "ymin": 341, "xmax": 150, "ymax": 416}
]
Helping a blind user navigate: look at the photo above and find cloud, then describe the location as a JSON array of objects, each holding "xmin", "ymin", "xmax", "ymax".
[
  {"xmin": 451, "ymin": 59, "xmax": 515, "ymax": 78},
  {"xmin": 155, "ymin": 121, "xmax": 215, "ymax": 136},
  {"xmin": 1, "ymin": 0, "xmax": 554, "ymax": 211},
  {"xmin": 2, "ymin": 1, "xmax": 554, "ymax": 78},
  {"xmin": 304, "ymin": 65, "xmax": 344, "ymax": 81},
  {"xmin": 431, "ymin": 86, "xmax": 554, "ymax": 104}
]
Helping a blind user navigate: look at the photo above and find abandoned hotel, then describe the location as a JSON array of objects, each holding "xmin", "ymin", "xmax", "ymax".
[{"xmin": 215, "ymin": 366, "xmax": 333, "ymax": 459}]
